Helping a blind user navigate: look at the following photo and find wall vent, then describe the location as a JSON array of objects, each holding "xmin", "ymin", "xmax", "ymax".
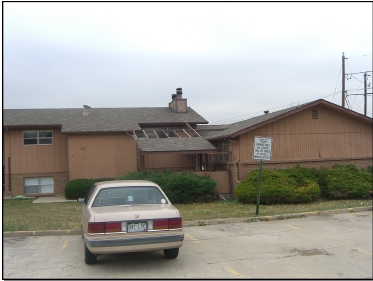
[{"xmin": 312, "ymin": 109, "xmax": 318, "ymax": 119}]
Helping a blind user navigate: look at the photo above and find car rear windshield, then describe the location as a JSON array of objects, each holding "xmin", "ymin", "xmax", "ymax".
[{"xmin": 92, "ymin": 186, "xmax": 168, "ymax": 207}]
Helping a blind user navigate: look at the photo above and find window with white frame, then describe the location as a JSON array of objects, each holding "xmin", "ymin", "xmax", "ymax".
[
  {"xmin": 217, "ymin": 141, "xmax": 229, "ymax": 162},
  {"xmin": 24, "ymin": 177, "xmax": 54, "ymax": 194},
  {"xmin": 23, "ymin": 130, "xmax": 53, "ymax": 145},
  {"xmin": 141, "ymin": 127, "xmax": 178, "ymax": 138}
]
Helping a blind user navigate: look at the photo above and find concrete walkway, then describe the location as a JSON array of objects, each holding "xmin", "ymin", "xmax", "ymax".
[
  {"xmin": 32, "ymin": 196, "xmax": 76, "ymax": 203},
  {"xmin": 3, "ymin": 196, "xmax": 76, "ymax": 203}
]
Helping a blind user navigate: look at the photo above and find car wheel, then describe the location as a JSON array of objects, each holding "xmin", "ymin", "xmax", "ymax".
[
  {"xmin": 163, "ymin": 248, "xmax": 179, "ymax": 259},
  {"xmin": 84, "ymin": 243, "xmax": 97, "ymax": 264}
]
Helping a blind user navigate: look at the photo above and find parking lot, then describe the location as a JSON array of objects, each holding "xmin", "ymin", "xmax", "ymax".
[{"xmin": 3, "ymin": 211, "xmax": 372, "ymax": 279}]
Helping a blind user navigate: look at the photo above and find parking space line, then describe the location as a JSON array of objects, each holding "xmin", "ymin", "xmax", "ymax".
[
  {"xmin": 185, "ymin": 233, "xmax": 200, "ymax": 244},
  {"xmin": 286, "ymin": 225, "xmax": 299, "ymax": 230},
  {"xmin": 220, "ymin": 262, "xmax": 244, "ymax": 278},
  {"xmin": 59, "ymin": 240, "xmax": 68, "ymax": 252}
]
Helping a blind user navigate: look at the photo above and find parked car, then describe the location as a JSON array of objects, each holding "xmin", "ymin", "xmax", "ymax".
[{"xmin": 77, "ymin": 180, "xmax": 184, "ymax": 264}]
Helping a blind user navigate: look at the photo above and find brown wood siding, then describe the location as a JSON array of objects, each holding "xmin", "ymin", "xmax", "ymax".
[
  {"xmin": 192, "ymin": 171, "xmax": 230, "ymax": 194},
  {"xmin": 145, "ymin": 154, "xmax": 196, "ymax": 169},
  {"xmin": 239, "ymin": 107, "xmax": 372, "ymax": 162},
  {"xmin": 3, "ymin": 128, "xmax": 68, "ymax": 174},
  {"xmin": 68, "ymin": 134, "xmax": 137, "ymax": 180}
]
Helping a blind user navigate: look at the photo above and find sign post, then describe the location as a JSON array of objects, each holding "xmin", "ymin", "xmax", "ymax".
[
  {"xmin": 253, "ymin": 137, "xmax": 273, "ymax": 215},
  {"xmin": 256, "ymin": 159, "xmax": 263, "ymax": 215}
]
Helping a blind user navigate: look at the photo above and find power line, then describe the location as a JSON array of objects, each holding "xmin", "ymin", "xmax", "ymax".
[
  {"xmin": 332, "ymin": 66, "xmax": 342, "ymax": 104},
  {"xmin": 210, "ymin": 88, "xmax": 371, "ymax": 125},
  {"xmin": 211, "ymin": 53, "xmax": 372, "ymax": 124},
  {"xmin": 347, "ymin": 54, "xmax": 372, "ymax": 59},
  {"xmin": 347, "ymin": 74, "xmax": 364, "ymax": 84},
  {"xmin": 210, "ymin": 92, "xmax": 338, "ymax": 125}
]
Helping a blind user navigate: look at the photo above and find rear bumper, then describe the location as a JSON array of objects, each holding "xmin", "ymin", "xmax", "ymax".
[
  {"xmin": 86, "ymin": 233, "xmax": 184, "ymax": 247},
  {"xmin": 85, "ymin": 232, "xmax": 184, "ymax": 254}
]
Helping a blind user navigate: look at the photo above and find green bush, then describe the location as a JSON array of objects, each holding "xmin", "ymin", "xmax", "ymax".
[
  {"xmin": 118, "ymin": 170, "xmax": 216, "ymax": 204},
  {"xmin": 281, "ymin": 165, "xmax": 321, "ymax": 186},
  {"xmin": 320, "ymin": 165, "xmax": 372, "ymax": 199},
  {"xmin": 234, "ymin": 168, "xmax": 320, "ymax": 204},
  {"xmin": 367, "ymin": 166, "xmax": 373, "ymax": 174},
  {"xmin": 64, "ymin": 178, "xmax": 115, "ymax": 199}
]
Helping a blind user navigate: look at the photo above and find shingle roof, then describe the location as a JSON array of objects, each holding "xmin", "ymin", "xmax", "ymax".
[
  {"xmin": 197, "ymin": 106, "xmax": 299, "ymax": 139},
  {"xmin": 136, "ymin": 137, "xmax": 217, "ymax": 153},
  {"xmin": 3, "ymin": 107, "xmax": 208, "ymax": 133},
  {"xmin": 200, "ymin": 103, "xmax": 311, "ymax": 140},
  {"xmin": 199, "ymin": 99, "xmax": 372, "ymax": 140},
  {"xmin": 195, "ymin": 124, "xmax": 228, "ymax": 137}
]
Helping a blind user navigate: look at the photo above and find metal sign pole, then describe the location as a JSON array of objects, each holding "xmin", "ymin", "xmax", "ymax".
[
  {"xmin": 253, "ymin": 136, "xmax": 272, "ymax": 216},
  {"xmin": 256, "ymin": 159, "xmax": 263, "ymax": 215}
]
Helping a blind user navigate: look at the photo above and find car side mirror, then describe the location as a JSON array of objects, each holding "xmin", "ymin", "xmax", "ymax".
[{"xmin": 77, "ymin": 198, "xmax": 85, "ymax": 203}]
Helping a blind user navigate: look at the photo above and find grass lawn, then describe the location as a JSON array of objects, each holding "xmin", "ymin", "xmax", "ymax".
[{"xmin": 2, "ymin": 198, "xmax": 372, "ymax": 232}]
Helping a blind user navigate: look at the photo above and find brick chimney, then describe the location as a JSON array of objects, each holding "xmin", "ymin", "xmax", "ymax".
[
  {"xmin": 83, "ymin": 105, "xmax": 91, "ymax": 116},
  {"xmin": 169, "ymin": 88, "xmax": 187, "ymax": 113}
]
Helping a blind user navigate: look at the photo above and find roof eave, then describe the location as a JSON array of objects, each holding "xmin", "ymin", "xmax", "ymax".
[
  {"xmin": 141, "ymin": 148, "xmax": 217, "ymax": 155},
  {"xmin": 206, "ymin": 99, "xmax": 373, "ymax": 141},
  {"xmin": 3, "ymin": 124, "xmax": 63, "ymax": 129},
  {"xmin": 62, "ymin": 130, "xmax": 134, "ymax": 134}
]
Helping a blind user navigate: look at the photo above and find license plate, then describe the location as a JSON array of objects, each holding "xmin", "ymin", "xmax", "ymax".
[{"xmin": 128, "ymin": 222, "xmax": 147, "ymax": 233}]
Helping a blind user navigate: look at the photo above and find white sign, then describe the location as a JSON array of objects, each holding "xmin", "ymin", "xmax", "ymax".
[{"xmin": 253, "ymin": 137, "xmax": 273, "ymax": 160}]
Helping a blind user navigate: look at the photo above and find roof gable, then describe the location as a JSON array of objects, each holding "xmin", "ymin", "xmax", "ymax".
[{"xmin": 201, "ymin": 99, "xmax": 373, "ymax": 140}]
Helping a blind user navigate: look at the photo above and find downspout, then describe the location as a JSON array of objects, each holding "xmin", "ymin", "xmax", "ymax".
[
  {"xmin": 7, "ymin": 127, "xmax": 12, "ymax": 195},
  {"xmin": 128, "ymin": 132, "xmax": 142, "ymax": 171},
  {"xmin": 227, "ymin": 140, "xmax": 241, "ymax": 184},
  {"xmin": 8, "ymin": 157, "xmax": 11, "ymax": 195}
]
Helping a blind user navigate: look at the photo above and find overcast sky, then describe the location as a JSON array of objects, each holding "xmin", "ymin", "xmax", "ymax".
[{"xmin": 3, "ymin": 2, "xmax": 372, "ymax": 123}]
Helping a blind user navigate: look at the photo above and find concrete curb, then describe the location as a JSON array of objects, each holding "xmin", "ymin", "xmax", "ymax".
[
  {"xmin": 182, "ymin": 206, "xmax": 373, "ymax": 226},
  {"xmin": 3, "ymin": 206, "xmax": 372, "ymax": 237}
]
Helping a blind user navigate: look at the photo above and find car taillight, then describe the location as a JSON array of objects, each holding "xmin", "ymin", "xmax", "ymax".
[
  {"xmin": 88, "ymin": 222, "xmax": 105, "ymax": 234},
  {"xmin": 169, "ymin": 217, "xmax": 182, "ymax": 229},
  {"xmin": 105, "ymin": 222, "xmax": 121, "ymax": 233},
  {"xmin": 89, "ymin": 218, "xmax": 182, "ymax": 234},
  {"xmin": 153, "ymin": 219, "xmax": 169, "ymax": 230}
]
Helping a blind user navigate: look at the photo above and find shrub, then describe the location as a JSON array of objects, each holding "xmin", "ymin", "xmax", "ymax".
[
  {"xmin": 280, "ymin": 165, "xmax": 320, "ymax": 186},
  {"xmin": 367, "ymin": 166, "xmax": 373, "ymax": 175},
  {"xmin": 320, "ymin": 165, "xmax": 373, "ymax": 199},
  {"xmin": 64, "ymin": 178, "xmax": 115, "ymax": 199},
  {"xmin": 234, "ymin": 168, "xmax": 320, "ymax": 204},
  {"xmin": 118, "ymin": 170, "xmax": 216, "ymax": 204}
]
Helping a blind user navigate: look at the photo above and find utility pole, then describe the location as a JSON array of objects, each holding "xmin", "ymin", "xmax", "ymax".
[{"xmin": 342, "ymin": 52, "xmax": 346, "ymax": 108}]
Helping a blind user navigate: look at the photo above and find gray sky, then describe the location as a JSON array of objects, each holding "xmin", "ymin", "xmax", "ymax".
[{"xmin": 3, "ymin": 2, "xmax": 373, "ymax": 124}]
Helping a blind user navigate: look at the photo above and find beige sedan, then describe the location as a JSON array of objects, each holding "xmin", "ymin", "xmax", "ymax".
[{"xmin": 77, "ymin": 180, "xmax": 184, "ymax": 264}]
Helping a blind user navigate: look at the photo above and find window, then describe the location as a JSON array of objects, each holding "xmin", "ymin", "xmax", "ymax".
[
  {"xmin": 85, "ymin": 185, "xmax": 97, "ymax": 205},
  {"xmin": 217, "ymin": 141, "xmax": 229, "ymax": 162},
  {"xmin": 23, "ymin": 130, "xmax": 53, "ymax": 145},
  {"xmin": 24, "ymin": 177, "xmax": 54, "ymax": 194},
  {"xmin": 312, "ymin": 109, "xmax": 318, "ymax": 119},
  {"xmin": 141, "ymin": 127, "xmax": 178, "ymax": 138},
  {"xmin": 92, "ymin": 186, "xmax": 168, "ymax": 207}
]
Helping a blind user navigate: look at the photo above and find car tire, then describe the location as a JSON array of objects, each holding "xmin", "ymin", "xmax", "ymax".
[
  {"xmin": 163, "ymin": 248, "xmax": 179, "ymax": 259},
  {"xmin": 84, "ymin": 243, "xmax": 97, "ymax": 265}
]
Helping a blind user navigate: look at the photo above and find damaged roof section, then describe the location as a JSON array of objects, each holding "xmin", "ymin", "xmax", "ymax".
[{"xmin": 136, "ymin": 137, "xmax": 217, "ymax": 154}]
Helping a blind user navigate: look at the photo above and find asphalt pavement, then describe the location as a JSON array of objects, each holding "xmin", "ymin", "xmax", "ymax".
[
  {"xmin": 3, "ymin": 195, "xmax": 372, "ymax": 237},
  {"xmin": 3, "ymin": 210, "xmax": 372, "ymax": 278}
]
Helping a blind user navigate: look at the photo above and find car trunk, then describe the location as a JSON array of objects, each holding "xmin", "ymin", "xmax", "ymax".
[{"xmin": 91, "ymin": 204, "xmax": 180, "ymax": 222}]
